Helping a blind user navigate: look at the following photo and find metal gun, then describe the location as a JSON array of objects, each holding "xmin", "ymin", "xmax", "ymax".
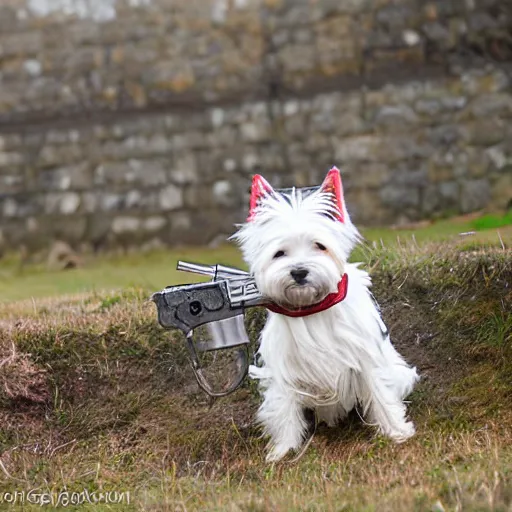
[{"xmin": 151, "ymin": 261, "xmax": 265, "ymax": 398}]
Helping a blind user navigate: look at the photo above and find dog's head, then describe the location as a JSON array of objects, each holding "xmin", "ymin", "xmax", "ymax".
[{"xmin": 231, "ymin": 167, "xmax": 360, "ymax": 309}]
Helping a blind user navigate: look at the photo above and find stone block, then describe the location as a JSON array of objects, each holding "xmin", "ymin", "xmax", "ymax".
[
  {"xmin": 0, "ymin": 173, "xmax": 24, "ymax": 194},
  {"xmin": 286, "ymin": 143, "xmax": 312, "ymax": 172},
  {"xmin": 212, "ymin": 180, "xmax": 237, "ymax": 207},
  {"xmin": 85, "ymin": 214, "xmax": 113, "ymax": 248},
  {"xmin": 439, "ymin": 181, "xmax": 460, "ymax": 203},
  {"xmin": 123, "ymin": 134, "xmax": 173, "ymax": 156},
  {"xmin": 71, "ymin": 20, "xmax": 101, "ymax": 45},
  {"xmin": 421, "ymin": 21, "xmax": 453, "ymax": 47},
  {"xmin": 428, "ymin": 163, "xmax": 454, "ymax": 183},
  {"xmin": 143, "ymin": 216, "xmax": 167, "ymax": 232},
  {"xmin": 284, "ymin": 113, "xmax": 308, "ymax": 139},
  {"xmin": 81, "ymin": 192, "xmax": 99, "ymax": 214},
  {"xmin": 388, "ymin": 136, "xmax": 435, "ymax": 162},
  {"xmin": 112, "ymin": 216, "xmax": 142, "ymax": 234},
  {"xmin": 49, "ymin": 216, "xmax": 88, "ymax": 244},
  {"xmin": 310, "ymin": 108, "xmax": 337, "ymax": 133},
  {"xmin": 366, "ymin": 82, "xmax": 424, "ymax": 107},
  {"xmin": 440, "ymin": 96, "xmax": 467, "ymax": 111},
  {"xmin": 485, "ymin": 145, "xmax": 508, "ymax": 171},
  {"xmin": 223, "ymin": 158, "xmax": 238, "ymax": 172},
  {"xmin": 0, "ymin": 31, "xmax": 41, "ymax": 58},
  {"xmin": 38, "ymin": 145, "xmax": 83, "ymax": 167},
  {"xmin": 389, "ymin": 164, "xmax": 429, "ymax": 187},
  {"xmin": 261, "ymin": 146, "xmax": 287, "ymax": 173},
  {"xmin": 2, "ymin": 195, "xmax": 38, "ymax": 218},
  {"xmin": 380, "ymin": 185, "xmax": 420, "ymax": 208},
  {"xmin": 39, "ymin": 163, "xmax": 92, "ymax": 191},
  {"xmin": 467, "ymin": 119, "xmax": 506, "ymax": 147},
  {"xmin": 372, "ymin": 105, "xmax": 419, "ymax": 130},
  {"xmin": 169, "ymin": 153, "xmax": 198, "ymax": 184},
  {"xmin": 333, "ymin": 135, "xmax": 381, "ymax": 162},
  {"xmin": 170, "ymin": 211, "xmax": 192, "ymax": 231},
  {"xmin": 335, "ymin": 112, "xmax": 367, "ymax": 138},
  {"xmin": 427, "ymin": 125, "xmax": 469, "ymax": 147},
  {"xmin": 365, "ymin": 47, "xmax": 425, "ymax": 75},
  {"xmin": 0, "ymin": 134, "xmax": 22, "ymax": 151},
  {"xmin": 94, "ymin": 160, "xmax": 167, "ymax": 187},
  {"xmin": 422, "ymin": 184, "xmax": 440, "ymax": 214},
  {"xmin": 240, "ymin": 119, "xmax": 271, "ymax": 143},
  {"xmin": 414, "ymin": 98, "xmax": 441, "ymax": 116},
  {"xmin": 0, "ymin": 152, "xmax": 23, "ymax": 168},
  {"xmin": 468, "ymin": 94, "xmax": 512, "ymax": 119},
  {"xmin": 206, "ymin": 126, "xmax": 238, "ymax": 148},
  {"xmin": 343, "ymin": 163, "xmax": 390, "ymax": 188},
  {"xmin": 490, "ymin": 172, "xmax": 512, "ymax": 210},
  {"xmin": 184, "ymin": 185, "xmax": 213, "ymax": 209},
  {"xmin": 44, "ymin": 192, "xmax": 81, "ymax": 215},
  {"xmin": 159, "ymin": 184, "xmax": 183, "ymax": 211},
  {"xmin": 278, "ymin": 44, "xmax": 316, "ymax": 73},
  {"xmin": 467, "ymin": 150, "xmax": 490, "ymax": 178},
  {"xmin": 346, "ymin": 188, "xmax": 391, "ymax": 225},
  {"xmin": 100, "ymin": 193, "xmax": 125, "ymax": 212},
  {"xmin": 305, "ymin": 133, "xmax": 331, "ymax": 152},
  {"xmin": 468, "ymin": 11, "xmax": 500, "ymax": 31},
  {"xmin": 376, "ymin": 4, "xmax": 416, "ymax": 31},
  {"xmin": 460, "ymin": 179, "xmax": 490, "ymax": 213}
]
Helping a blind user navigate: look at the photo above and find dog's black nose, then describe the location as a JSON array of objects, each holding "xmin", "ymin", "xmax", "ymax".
[{"xmin": 290, "ymin": 268, "xmax": 309, "ymax": 284}]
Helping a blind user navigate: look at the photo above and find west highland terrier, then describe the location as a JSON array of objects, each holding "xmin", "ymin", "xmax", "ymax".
[{"xmin": 231, "ymin": 167, "xmax": 419, "ymax": 462}]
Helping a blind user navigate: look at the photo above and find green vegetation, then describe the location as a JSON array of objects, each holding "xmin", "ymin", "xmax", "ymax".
[
  {"xmin": 471, "ymin": 209, "xmax": 512, "ymax": 231},
  {"xmin": 0, "ymin": 215, "xmax": 510, "ymax": 302}
]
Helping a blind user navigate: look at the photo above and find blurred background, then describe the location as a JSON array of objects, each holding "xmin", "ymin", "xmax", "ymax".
[{"xmin": 0, "ymin": 0, "xmax": 510, "ymax": 272}]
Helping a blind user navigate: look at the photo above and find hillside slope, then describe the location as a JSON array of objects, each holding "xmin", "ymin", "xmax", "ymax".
[{"xmin": 0, "ymin": 244, "xmax": 511, "ymax": 511}]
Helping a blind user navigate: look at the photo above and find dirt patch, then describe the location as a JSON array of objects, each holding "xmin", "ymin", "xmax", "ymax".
[{"xmin": 0, "ymin": 342, "xmax": 49, "ymax": 406}]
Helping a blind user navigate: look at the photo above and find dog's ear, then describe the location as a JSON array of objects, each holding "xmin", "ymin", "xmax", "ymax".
[
  {"xmin": 248, "ymin": 174, "xmax": 275, "ymax": 221},
  {"xmin": 319, "ymin": 167, "xmax": 345, "ymax": 223}
]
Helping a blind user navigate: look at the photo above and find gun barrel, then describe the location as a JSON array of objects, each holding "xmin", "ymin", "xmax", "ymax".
[
  {"xmin": 177, "ymin": 261, "xmax": 250, "ymax": 281},
  {"xmin": 176, "ymin": 261, "xmax": 215, "ymax": 277}
]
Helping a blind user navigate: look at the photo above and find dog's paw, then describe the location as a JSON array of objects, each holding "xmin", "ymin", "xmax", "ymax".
[
  {"xmin": 387, "ymin": 421, "xmax": 416, "ymax": 443},
  {"xmin": 265, "ymin": 445, "xmax": 290, "ymax": 462},
  {"xmin": 265, "ymin": 440, "xmax": 302, "ymax": 462}
]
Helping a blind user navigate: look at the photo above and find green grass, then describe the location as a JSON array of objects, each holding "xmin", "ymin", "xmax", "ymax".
[
  {"xmin": 0, "ymin": 245, "xmax": 244, "ymax": 302},
  {"xmin": 470, "ymin": 209, "xmax": 512, "ymax": 231},
  {"xmin": 0, "ymin": 215, "xmax": 510, "ymax": 302}
]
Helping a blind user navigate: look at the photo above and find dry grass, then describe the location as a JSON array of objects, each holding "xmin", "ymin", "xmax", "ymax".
[{"xmin": 0, "ymin": 241, "xmax": 511, "ymax": 511}]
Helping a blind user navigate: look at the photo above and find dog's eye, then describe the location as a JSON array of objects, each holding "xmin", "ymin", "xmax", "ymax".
[
  {"xmin": 273, "ymin": 250, "xmax": 286, "ymax": 259},
  {"xmin": 315, "ymin": 242, "xmax": 327, "ymax": 251}
]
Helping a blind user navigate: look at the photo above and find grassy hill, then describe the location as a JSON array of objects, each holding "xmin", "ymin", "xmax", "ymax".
[{"xmin": 0, "ymin": 222, "xmax": 511, "ymax": 511}]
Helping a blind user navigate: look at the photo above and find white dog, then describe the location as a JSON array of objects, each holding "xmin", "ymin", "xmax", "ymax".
[{"xmin": 231, "ymin": 167, "xmax": 419, "ymax": 462}]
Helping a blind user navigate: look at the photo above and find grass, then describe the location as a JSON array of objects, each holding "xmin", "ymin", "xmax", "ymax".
[
  {"xmin": 471, "ymin": 209, "xmax": 512, "ymax": 231},
  {"xmin": 0, "ymin": 225, "xmax": 511, "ymax": 510},
  {"xmin": 0, "ymin": 214, "xmax": 510, "ymax": 302}
]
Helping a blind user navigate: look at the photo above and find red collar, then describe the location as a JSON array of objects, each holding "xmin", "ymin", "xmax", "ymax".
[{"xmin": 265, "ymin": 274, "xmax": 348, "ymax": 317}]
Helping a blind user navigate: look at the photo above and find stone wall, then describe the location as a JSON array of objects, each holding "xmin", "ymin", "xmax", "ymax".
[{"xmin": 0, "ymin": 0, "xmax": 511, "ymax": 251}]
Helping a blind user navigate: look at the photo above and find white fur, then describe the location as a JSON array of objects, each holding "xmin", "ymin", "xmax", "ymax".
[{"xmin": 231, "ymin": 173, "xmax": 419, "ymax": 462}]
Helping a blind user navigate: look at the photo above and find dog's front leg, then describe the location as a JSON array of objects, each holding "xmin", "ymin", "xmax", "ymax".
[
  {"xmin": 257, "ymin": 384, "xmax": 308, "ymax": 462},
  {"xmin": 359, "ymin": 369, "xmax": 416, "ymax": 442}
]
